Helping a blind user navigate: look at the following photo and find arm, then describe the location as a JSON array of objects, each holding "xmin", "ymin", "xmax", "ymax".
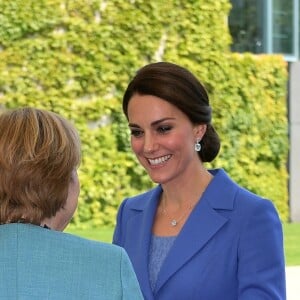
[
  {"xmin": 238, "ymin": 199, "xmax": 286, "ymax": 299},
  {"xmin": 113, "ymin": 199, "xmax": 127, "ymax": 246},
  {"xmin": 120, "ymin": 248, "xmax": 143, "ymax": 300}
]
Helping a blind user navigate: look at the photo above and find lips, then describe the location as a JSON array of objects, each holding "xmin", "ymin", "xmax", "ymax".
[{"xmin": 147, "ymin": 155, "xmax": 171, "ymax": 166}]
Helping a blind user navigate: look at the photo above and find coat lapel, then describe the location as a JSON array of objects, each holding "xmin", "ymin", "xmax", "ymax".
[
  {"xmin": 154, "ymin": 169, "xmax": 237, "ymax": 293},
  {"xmin": 126, "ymin": 186, "xmax": 163, "ymax": 299}
]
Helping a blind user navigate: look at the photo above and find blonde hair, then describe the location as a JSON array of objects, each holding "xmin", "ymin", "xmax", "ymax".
[{"xmin": 0, "ymin": 107, "xmax": 81, "ymax": 225}]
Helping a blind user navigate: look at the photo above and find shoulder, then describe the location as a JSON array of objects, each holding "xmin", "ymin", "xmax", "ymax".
[
  {"xmin": 2, "ymin": 223, "xmax": 127, "ymax": 264},
  {"xmin": 48, "ymin": 229, "xmax": 133, "ymax": 272},
  {"xmin": 232, "ymin": 181, "xmax": 277, "ymax": 216},
  {"xmin": 208, "ymin": 170, "xmax": 282, "ymax": 242},
  {"xmin": 209, "ymin": 168, "xmax": 277, "ymax": 212},
  {"xmin": 15, "ymin": 223, "xmax": 125, "ymax": 258},
  {"xmin": 52, "ymin": 229, "xmax": 124, "ymax": 255}
]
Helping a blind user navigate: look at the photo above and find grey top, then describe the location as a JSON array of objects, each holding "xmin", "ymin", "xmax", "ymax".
[{"xmin": 148, "ymin": 235, "xmax": 177, "ymax": 291}]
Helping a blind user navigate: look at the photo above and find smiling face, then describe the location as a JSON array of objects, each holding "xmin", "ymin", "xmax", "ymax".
[{"xmin": 127, "ymin": 94, "xmax": 206, "ymax": 185}]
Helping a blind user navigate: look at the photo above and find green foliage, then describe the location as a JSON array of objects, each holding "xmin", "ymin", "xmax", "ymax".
[
  {"xmin": 0, "ymin": 0, "xmax": 288, "ymax": 226},
  {"xmin": 206, "ymin": 54, "xmax": 289, "ymax": 220}
]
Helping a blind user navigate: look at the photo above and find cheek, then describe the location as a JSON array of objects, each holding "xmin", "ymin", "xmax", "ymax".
[
  {"xmin": 69, "ymin": 175, "xmax": 80, "ymax": 208},
  {"xmin": 167, "ymin": 133, "xmax": 191, "ymax": 149},
  {"xmin": 130, "ymin": 138, "xmax": 143, "ymax": 154},
  {"xmin": 74, "ymin": 179, "xmax": 80, "ymax": 201},
  {"xmin": 168, "ymin": 133, "xmax": 195, "ymax": 157}
]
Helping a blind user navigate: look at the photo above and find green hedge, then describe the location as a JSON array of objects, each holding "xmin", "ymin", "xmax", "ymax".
[
  {"xmin": 0, "ymin": 0, "xmax": 288, "ymax": 226},
  {"xmin": 207, "ymin": 53, "xmax": 289, "ymax": 220}
]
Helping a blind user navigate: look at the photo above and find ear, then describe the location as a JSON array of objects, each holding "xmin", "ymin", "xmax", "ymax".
[{"xmin": 193, "ymin": 124, "xmax": 207, "ymax": 140}]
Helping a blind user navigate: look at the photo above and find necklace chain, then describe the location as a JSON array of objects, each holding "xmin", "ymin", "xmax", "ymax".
[{"xmin": 161, "ymin": 198, "xmax": 193, "ymax": 227}]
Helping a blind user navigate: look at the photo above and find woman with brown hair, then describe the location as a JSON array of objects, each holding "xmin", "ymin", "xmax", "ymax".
[{"xmin": 113, "ymin": 62, "xmax": 286, "ymax": 300}]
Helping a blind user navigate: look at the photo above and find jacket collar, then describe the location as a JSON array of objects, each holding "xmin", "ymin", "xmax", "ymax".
[{"xmin": 130, "ymin": 169, "xmax": 237, "ymax": 212}]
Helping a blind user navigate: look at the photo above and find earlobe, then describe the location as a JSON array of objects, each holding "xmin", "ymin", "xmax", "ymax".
[{"xmin": 194, "ymin": 124, "xmax": 207, "ymax": 139}]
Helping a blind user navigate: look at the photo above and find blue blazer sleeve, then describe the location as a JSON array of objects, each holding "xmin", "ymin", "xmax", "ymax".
[{"xmin": 237, "ymin": 198, "xmax": 286, "ymax": 299}]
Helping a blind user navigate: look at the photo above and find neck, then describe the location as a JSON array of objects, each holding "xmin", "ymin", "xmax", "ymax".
[{"xmin": 161, "ymin": 168, "xmax": 213, "ymax": 208}]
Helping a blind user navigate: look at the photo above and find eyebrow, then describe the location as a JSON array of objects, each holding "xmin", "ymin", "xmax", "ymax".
[{"xmin": 128, "ymin": 117, "xmax": 176, "ymax": 128}]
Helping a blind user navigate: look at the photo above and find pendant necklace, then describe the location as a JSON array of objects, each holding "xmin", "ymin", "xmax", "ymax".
[{"xmin": 161, "ymin": 198, "xmax": 193, "ymax": 227}]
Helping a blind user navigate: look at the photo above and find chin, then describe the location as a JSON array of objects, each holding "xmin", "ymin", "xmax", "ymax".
[{"xmin": 149, "ymin": 175, "xmax": 169, "ymax": 184}]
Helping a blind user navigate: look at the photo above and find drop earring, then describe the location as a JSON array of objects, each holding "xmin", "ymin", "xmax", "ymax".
[{"xmin": 194, "ymin": 138, "xmax": 201, "ymax": 152}]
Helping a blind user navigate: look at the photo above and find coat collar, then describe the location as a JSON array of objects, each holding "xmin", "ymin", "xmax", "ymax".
[{"xmin": 130, "ymin": 169, "xmax": 237, "ymax": 212}]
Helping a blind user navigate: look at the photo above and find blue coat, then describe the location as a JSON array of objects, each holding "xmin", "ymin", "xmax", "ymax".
[
  {"xmin": 0, "ymin": 223, "xmax": 143, "ymax": 300},
  {"xmin": 113, "ymin": 169, "xmax": 286, "ymax": 300}
]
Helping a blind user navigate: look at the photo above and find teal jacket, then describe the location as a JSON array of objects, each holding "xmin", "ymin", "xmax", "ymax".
[{"xmin": 0, "ymin": 223, "xmax": 143, "ymax": 300}]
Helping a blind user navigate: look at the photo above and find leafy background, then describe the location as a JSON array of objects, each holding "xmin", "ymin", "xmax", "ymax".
[{"xmin": 0, "ymin": 0, "xmax": 289, "ymax": 227}]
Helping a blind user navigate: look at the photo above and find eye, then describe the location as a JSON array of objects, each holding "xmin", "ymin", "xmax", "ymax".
[
  {"xmin": 130, "ymin": 128, "xmax": 144, "ymax": 137},
  {"xmin": 157, "ymin": 125, "xmax": 172, "ymax": 134}
]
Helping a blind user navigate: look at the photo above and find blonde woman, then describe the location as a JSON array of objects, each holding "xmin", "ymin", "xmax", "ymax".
[{"xmin": 0, "ymin": 107, "xmax": 143, "ymax": 300}]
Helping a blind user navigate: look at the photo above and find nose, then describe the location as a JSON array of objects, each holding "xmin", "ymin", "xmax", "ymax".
[{"xmin": 143, "ymin": 133, "xmax": 158, "ymax": 153}]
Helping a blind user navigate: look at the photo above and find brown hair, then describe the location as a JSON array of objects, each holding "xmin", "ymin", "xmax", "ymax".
[
  {"xmin": 0, "ymin": 107, "xmax": 81, "ymax": 225},
  {"xmin": 123, "ymin": 61, "xmax": 220, "ymax": 162}
]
